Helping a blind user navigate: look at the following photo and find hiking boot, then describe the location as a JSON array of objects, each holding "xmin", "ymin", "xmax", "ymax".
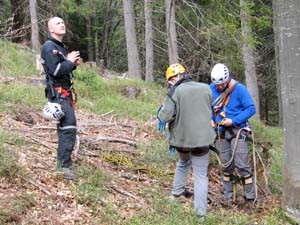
[
  {"xmin": 54, "ymin": 167, "xmax": 76, "ymax": 180},
  {"xmin": 243, "ymin": 198, "xmax": 257, "ymax": 210},
  {"xmin": 173, "ymin": 189, "xmax": 194, "ymax": 198},
  {"xmin": 207, "ymin": 196, "xmax": 212, "ymax": 205},
  {"xmin": 220, "ymin": 197, "xmax": 237, "ymax": 209}
]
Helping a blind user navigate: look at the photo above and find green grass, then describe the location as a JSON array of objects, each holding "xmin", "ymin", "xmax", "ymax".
[
  {"xmin": 0, "ymin": 193, "xmax": 36, "ymax": 224},
  {"xmin": 0, "ymin": 83, "xmax": 45, "ymax": 112},
  {"xmin": 251, "ymin": 119, "xmax": 283, "ymax": 193},
  {"xmin": 75, "ymin": 66, "xmax": 163, "ymax": 121},
  {"xmin": 0, "ymin": 129, "xmax": 25, "ymax": 179},
  {"xmin": 0, "ymin": 40, "xmax": 36, "ymax": 77}
]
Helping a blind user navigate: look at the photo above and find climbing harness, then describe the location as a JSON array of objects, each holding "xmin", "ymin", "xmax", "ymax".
[
  {"xmin": 214, "ymin": 123, "xmax": 258, "ymax": 204},
  {"xmin": 211, "ymin": 80, "xmax": 258, "ymax": 204}
]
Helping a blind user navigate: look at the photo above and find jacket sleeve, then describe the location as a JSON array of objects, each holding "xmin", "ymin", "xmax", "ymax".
[
  {"xmin": 42, "ymin": 43, "xmax": 75, "ymax": 78},
  {"xmin": 157, "ymin": 95, "xmax": 176, "ymax": 123},
  {"xmin": 232, "ymin": 85, "xmax": 256, "ymax": 126}
]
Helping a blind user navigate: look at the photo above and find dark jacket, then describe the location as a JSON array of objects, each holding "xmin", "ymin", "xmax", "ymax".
[{"xmin": 41, "ymin": 36, "xmax": 76, "ymax": 89}]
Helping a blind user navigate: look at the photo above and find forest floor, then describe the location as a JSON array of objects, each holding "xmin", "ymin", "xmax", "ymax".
[{"xmin": 0, "ymin": 104, "xmax": 280, "ymax": 224}]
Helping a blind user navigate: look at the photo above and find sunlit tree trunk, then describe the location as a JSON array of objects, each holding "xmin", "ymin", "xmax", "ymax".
[
  {"xmin": 240, "ymin": 0, "xmax": 260, "ymax": 120},
  {"xmin": 123, "ymin": 0, "xmax": 142, "ymax": 79},
  {"xmin": 273, "ymin": 0, "xmax": 300, "ymax": 222},
  {"xmin": 29, "ymin": 0, "xmax": 40, "ymax": 51},
  {"xmin": 144, "ymin": 0, "xmax": 154, "ymax": 82},
  {"xmin": 165, "ymin": 0, "xmax": 178, "ymax": 64}
]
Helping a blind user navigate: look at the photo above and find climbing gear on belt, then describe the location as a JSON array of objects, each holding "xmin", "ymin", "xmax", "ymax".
[
  {"xmin": 55, "ymin": 87, "xmax": 76, "ymax": 108},
  {"xmin": 70, "ymin": 78, "xmax": 78, "ymax": 104}
]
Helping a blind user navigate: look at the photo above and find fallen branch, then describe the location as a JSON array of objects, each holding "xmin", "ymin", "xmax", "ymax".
[
  {"xmin": 77, "ymin": 150, "xmax": 100, "ymax": 157},
  {"xmin": 96, "ymin": 136, "xmax": 137, "ymax": 147},
  {"xmin": 22, "ymin": 177, "xmax": 51, "ymax": 196},
  {"xmin": 24, "ymin": 135, "xmax": 55, "ymax": 149},
  {"xmin": 108, "ymin": 185, "xmax": 143, "ymax": 203},
  {"xmin": 73, "ymin": 135, "xmax": 80, "ymax": 159}
]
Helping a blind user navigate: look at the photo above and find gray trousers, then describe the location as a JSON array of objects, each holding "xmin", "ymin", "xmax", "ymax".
[
  {"xmin": 216, "ymin": 129, "xmax": 255, "ymax": 200},
  {"xmin": 172, "ymin": 151, "xmax": 209, "ymax": 216}
]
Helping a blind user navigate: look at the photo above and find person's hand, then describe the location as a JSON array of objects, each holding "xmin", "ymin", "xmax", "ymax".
[
  {"xmin": 74, "ymin": 57, "xmax": 82, "ymax": 66},
  {"xmin": 67, "ymin": 51, "xmax": 81, "ymax": 64},
  {"xmin": 211, "ymin": 120, "xmax": 216, "ymax": 128},
  {"xmin": 220, "ymin": 118, "xmax": 233, "ymax": 127}
]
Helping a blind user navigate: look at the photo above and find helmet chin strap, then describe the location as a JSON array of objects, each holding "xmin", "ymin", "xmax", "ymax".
[{"xmin": 168, "ymin": 73, "xmax": 185, "ymax": 86}]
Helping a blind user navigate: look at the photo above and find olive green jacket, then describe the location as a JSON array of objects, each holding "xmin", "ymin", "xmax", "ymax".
[{"xmin": 158, "ymin": 79, "xmax": 216, "ymax": 148}]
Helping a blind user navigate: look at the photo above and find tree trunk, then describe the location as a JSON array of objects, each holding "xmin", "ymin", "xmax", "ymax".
[
  {"xmin": 29, "ymin": 0, "xmax": 40, "ymax": 51},
  {"xmin": 95, "ymin": 16, "xmax": 100, "ymax": 66},
  {"xmin": 86, "ymin": 16, "xmax": 94, "ymax": 61},
  {"xmin": 144, "ymin": 0, "xmax": 154, "ymax": 82},
  {"xmin": 165, "ymin": 0, "xmax": 178, "ymax": 64},
  {"xmin": 272, "ymin": 2, "xmax": 283, "ymax": 127},
  {"xmin": 240, "ymin": 0, "xmax": 260, "ymax": 120},
  {"xmin": 11, "ymin": 0, "xmax": 26, "ymax": 42},
  {"xmin": 273, "ymin": 0, "xmax": 300, "ymax": 222},
  {"xmin": 123, "ymin": 0, "xmax": 142, "ymax": 79}
]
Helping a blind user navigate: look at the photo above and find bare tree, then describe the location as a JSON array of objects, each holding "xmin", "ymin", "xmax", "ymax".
[
  {"xmin": 29, "ymin": 0, "xmax": 40, "ymax": 51},
  {"xmin": 240, "ymin": 0, "xmax": 260, "ymax": 120},
  {"xmin": 144, "ymin": 0, "xmax": 154, "ymax": 82},
  {"xmin": 86, "ymin": 15, "xmax": 94, "ymax": 61},
  {"xmin": 272, "ymin": 1, "xmax": 283, "ymax": 127},
  {"xmin": 165, "ymin": 0, "xmax": 178, "ymax": 64},
  {"xmin": 273, "ymin": 0, "xmax": 300, "ymax": 222},
  {"xmin": 123, "ymin": 0, "xmax": 142, "ymax": 79}
]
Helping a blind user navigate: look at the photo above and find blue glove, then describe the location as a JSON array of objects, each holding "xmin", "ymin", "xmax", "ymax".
[
  {"xmin": 156, "ymin": 105, "xmax": 166, "ymax": 133},
  {"xmin": 157, "ymin": 119, "xmax": 166, "ymax": 132},
  {"xmin": 169, "ymin": 146, "xmax": 176, "ymax": 156},
  {"xmin": 156, "ymin": 105, "xmax": 170, "ymax": 138}
]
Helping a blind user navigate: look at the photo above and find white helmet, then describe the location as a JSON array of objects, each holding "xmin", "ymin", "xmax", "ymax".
[
  {"xmin": 211, "ymin": 63, "xmax": 230, "ymax": 85},
  {"xmin": 43, "ymin": 102, "xmax": 65, "ymax": 121}
]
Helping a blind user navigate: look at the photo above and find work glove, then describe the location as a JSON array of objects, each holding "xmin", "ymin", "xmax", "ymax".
[
  {"xmin": 169, "ymin": 146, "xmax": 176, "ymax": 156},
  {"xmin": 157, "ymin": 119, "xmax": 166, "ymax": 133},
  {"xmin": 156, "ymin": 105, "xmax": 166, "ymax": 133}
]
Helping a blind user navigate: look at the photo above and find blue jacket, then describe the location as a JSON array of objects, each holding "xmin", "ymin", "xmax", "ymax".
[{"xmin": 210, "ymin": 79, "xmax": 256, "ymax": 129}]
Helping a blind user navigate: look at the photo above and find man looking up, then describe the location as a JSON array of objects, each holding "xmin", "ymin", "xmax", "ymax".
[{"xmin": 41, "ymin": 16, "xmax": 81, "ymax": 180}]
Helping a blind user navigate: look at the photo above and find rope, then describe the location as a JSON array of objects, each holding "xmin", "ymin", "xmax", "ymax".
[
  {"xmin": 251, "ymin": 129, "xmax": 258, "ymax": 203},
  {"xmin": 101, "ymin": 152, "xmax": 174, "ymax": 181},
  {"xmin": 215, "ymin": 126, "xmax": 258, "ymax": 203},
  {"xmin": 221, "ymin": 127, "xmax": 243, "ymax": 168}
]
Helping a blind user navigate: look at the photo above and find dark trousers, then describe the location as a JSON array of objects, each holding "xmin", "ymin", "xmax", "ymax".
[{"xmin": 54, "ymin": 96, "xmax": 76, "ymax": 168}]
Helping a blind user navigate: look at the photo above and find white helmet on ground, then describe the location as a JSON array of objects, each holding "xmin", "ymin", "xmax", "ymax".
[
  {"xmin": 211, "ymin": 63, "xmax": 230, "ymax": 85},
  {"xmin": 43, "ymin": 102, "xmax": 65, "ymax": 121}
]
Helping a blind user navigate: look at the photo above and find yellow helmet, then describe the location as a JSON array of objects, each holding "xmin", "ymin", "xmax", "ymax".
[{"xmin": 165, "ymin": 63, "xmax": 186, "ymax": 80}]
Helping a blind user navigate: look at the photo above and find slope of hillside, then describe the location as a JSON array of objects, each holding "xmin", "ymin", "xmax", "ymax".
[{"xmin": 0, "ymin": 41, "xmax": 288, "ymax": 225}]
